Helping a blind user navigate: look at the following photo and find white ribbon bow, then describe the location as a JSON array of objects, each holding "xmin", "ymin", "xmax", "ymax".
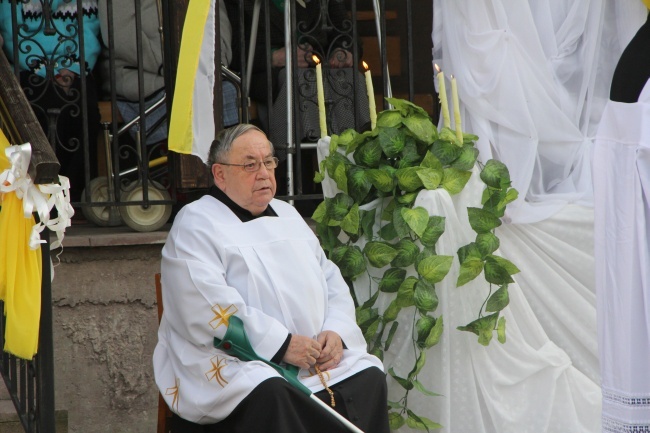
[{"xmin": 0, "ymin": 142, "xmax": 74, "ymax": 250}]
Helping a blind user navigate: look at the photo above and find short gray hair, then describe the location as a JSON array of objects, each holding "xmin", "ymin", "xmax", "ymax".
[{"xmin": 206, "ymin": 124, "xmax": 273, "ymax": 167}]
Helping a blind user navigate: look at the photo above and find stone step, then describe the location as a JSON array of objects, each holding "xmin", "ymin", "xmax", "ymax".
[{"xmin": 0, "ymin": 382, "xmax": 68, "ymax": 432}]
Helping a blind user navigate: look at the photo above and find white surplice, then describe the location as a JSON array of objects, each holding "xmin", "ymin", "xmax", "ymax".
[
  {"xmin": 153, "ymin": 196, "xmax": 383, "ymax": 424},
  {"xmin": 593, "ymin": 79, "xmax": 650, "ymax": 433}
]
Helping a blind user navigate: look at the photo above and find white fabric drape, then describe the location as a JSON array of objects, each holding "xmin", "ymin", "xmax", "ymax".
[
  {"xmin": 593, "ymin": 80, "xmax": 650, "ymax": 433},
  {"xmin": 432, "ymin": 0, "xmax": 646, "ymax": 223}
]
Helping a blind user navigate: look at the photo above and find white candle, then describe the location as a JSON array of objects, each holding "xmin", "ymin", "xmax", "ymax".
[
  {"xmin": 314, "ymin": 56, "xmax": 327, "ymax": 138},
  {"xmin": 435, "ymin": 64, "xmax": 450, "ymax": 129},
  {"xmin": 451, "ymin": 75, "xmax": 462, "ymax": 143},
  {"xmin": 363, "ymin": 61, "xmax": 377, "ymax": 130}
]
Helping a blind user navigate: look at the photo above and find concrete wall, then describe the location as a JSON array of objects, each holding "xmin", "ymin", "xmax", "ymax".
[{"xmin": 51, "ymin": 240, "xmax": 163, "ymax": 433}]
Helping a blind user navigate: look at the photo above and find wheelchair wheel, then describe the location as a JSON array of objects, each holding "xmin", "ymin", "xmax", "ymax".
[
  {"xmin": 119, "ymin": 180, "xmax": 172, "ymax": 232},
  {"xmin": 81, "ymin": 177, "xmax": 123, "ymax": 227}
]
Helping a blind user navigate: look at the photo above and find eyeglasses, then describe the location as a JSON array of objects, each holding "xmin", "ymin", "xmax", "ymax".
[{"xmin": 217, "ymin": 157, "xmax": 279, "ymax": 172}]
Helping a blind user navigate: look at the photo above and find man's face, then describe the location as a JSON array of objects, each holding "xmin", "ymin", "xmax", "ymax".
[{"xmin": 212, "ymin": 130, "xmax": 277, "ymax": 215}]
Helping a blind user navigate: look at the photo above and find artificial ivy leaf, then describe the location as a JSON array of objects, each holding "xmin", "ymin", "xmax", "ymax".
[
  {"xmin": 347, "ymin": 166, "xmax": 372, "ymax": 203},
  {"xmin": 330, "ymin": 245, "xmax": 366, "ymax": 278},
  {"xmin": 363, "ymin": 317, "xmax": 381, "ymax": 341},
  {"xmin": 378, "ymin": 127, "xmax": 406, "ymax": 157},
  {"xmin": 313, "ymin": 170, "xmax": 325, "ymax": 183},
  {"xmin": 366, "ymin": 168, "xmax": 394, "ymax": 193},
  {"xmin": 388, "ymin": 400, "xmax": 405, "ymax": 410},
  {"xmin": 484, "ymin": 258, "xmax": 514, "ymax": 285},
  {"xmin": 420, "ymin": 151, "xmax": 443, "ymax": 170},
  {"xmin": 396, "ymin": 167, "xmax": 424, "ymax": 192},
  {"xmin": 316, "ymin": 224, "xmax": 341, "ymax": 254},
  {"xmin": 456, "ymin": 257, "xmax": 484, "ymax": 287},
  {"xmin": 379, "ymin": 222, "xmax": 398, "ymax": 241},
  {"xmin": 354, "ymin": 139, "xmax": 382, "ymax": 167},
  {"xmin": 406, "ymin": 410, "xmax": 443, "ymax": 430},
  {"xmin": 476, "ymin": 232, "xmax": 500, "ymax": 257},
  {"xmin": 497, "ymin": 316, "xmax": 507, "ymax": 344},
  {"xmin": 480, "ymin": 159, "xmax": 511, "ymax": 189},
  {"xmin": 332, "ymin": 162, "xmax": 348, "ymax": 194},
  {"xmin": 483, "ymin": 189, "xmax": 506, "ymax": 218},
  {"xmin": 340, "ymin": 203, "xmax": 360, "ymax": 235},
  {"xmin": 467, "ymin": 207, "xmax": 502, "ymax": 233},
  {"xmin": 416, "ymin": 314, "xmax": 436, "ymax": 343},
  {"xmin": 360, "ymin": 208, "xmax": 376, "ymax": 241},
  {"xmin": 385, "ymin": 97, "xmax": 430, "ymax": 118},
  {"xmin": 416, "ymin": 246, "xmax": 437, "ymax": 269},
  {"xmin": 414, "ymin": 277, "xmax": 439, "ymax": 312},
  {"xmin": 311, "ymin": 200, "xmax": 327, "ymax": 224},
  {"xmin": 424, "ymin": 314, "xmax": 443, "ymax": 348},
  {"xmin": 388, "ymin": 367, "xmax": 414, "ymax": 390},
  {"xmin": 363, "ymin": 241, "xmax": 399, "ymax": 268},
  {"xmin": 451, "ymin": 145, "xmax": 479, "ymax": 171},
  {"xmin": 481, "ymin": 186, "xmax": 494, "ymax": 206},
  {"xmin": 420, "ymin": 216, "xmax": 445, "ymax": 247},
  {"xmin": 486, "ymin": 255, "xmax": 521, "ymax": 275},
  {"xmin": 457, "ymin": 242, "xmax": 482, "ymax": 264},
  {"xmin": 395, "ymin": 277, "xmax": 418, "ymax": 307},
  {"xmin": 497, "ymin": 187, "xmax": 519, "ymax": 214},
  {"xmin": 441, "ymin": 167, "xmax": 472, "ymax": 195},
  {"xmin": 457, "ymin": 312, "xmax": 499, "ymax": 346},
  {"xmin": 360, "ymin": 290, "xmax": 379, "ymax": 310},
  {"xmin": 377, "ymin": 109, "xmax": 403, "ymax": 128},
  {"xmin": 337, "ymin": 128, "xmax": 358, "ymax": 147},
  {"xmin": 438, "ymin": 127, "xmax": 458, "ymax": 144},
  {"xmin": 327, "ymin": 193, "xmax": 354, "ymax": 221},
  {"xmin": 391, "ymin": 238, "xmax": 420, "ymax": 268},
  {"xmin": 385, "ymin": 321, "xmax": 399, "ymax": 351},
  {"xmin": 408, "ymin": 351, "xmax": 427, "ymax": 379},
  {"xmin": 370, "ymin": 345, "xmax": 384, "ymax": 361},
  {"xmin": 378, "ymin": 268, "xmax": 407, "ymax": 293},
  {"xmin": 346, "ymin": 129, "xmax": 372, "ymax": 155},
  {"xmin": 356, "ymin": 306, "xmax": 378, "ymax": 328},
  {"xmin": 431, "ymin": 139, "xmax": 463, "ymax": 165},
  {"xmin": 417, "ymin": 255, "xmax": 453, "ymax": 284},
  {"xmin": 417, "ymin": 167, "xmax": 443, "ymax": 190},
  {"xmin": 398, "ymin": 137, "xmax": 422, "ymax": 168},
  {"xmin": 328, "ymin": 134, "xmax": 340, "ymax": 154},
  {"xmin": 413, "ymin": 379, "xmax": 443, "ymax": 397},
  {"xmin": 397, "ymin": 191, "xmax": 419, "ymax": 206},
  {"xmin": 383, "ymin": 300, "xmax": 402, "ymax": 322},
  {"xmin": 388, "ymin": 412, "xmax": 406, "ymax": 430},
  {"xmin": 392, "ymin": 206, "xmax": 411, "ymax": 238},
  {"xmin": 403, "ymin": 114, "xmax": 436, "ymax": 144},
  {"xmin": 486, "ymin": 284, "xmax": 510, "ymax": 312},
  {"xmin": 401, "ymin": 206, "xmax": 429, "ymax": 238}
]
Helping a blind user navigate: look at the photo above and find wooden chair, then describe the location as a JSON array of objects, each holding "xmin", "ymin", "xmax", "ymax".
[{"xmin": 155, "ymin": 273, "xmax": 174, "ymax": 433}]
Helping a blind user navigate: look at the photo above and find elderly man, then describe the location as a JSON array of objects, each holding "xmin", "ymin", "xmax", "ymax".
[{"xmin": 153, "ymin": 124, "xmax": 389, "ymax": 432}]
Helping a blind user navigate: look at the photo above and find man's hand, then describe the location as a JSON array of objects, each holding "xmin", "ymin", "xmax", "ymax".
[
  {"xmin": 282, "ymin": 335, "xmax": 322, "ymax": 369},
  {"xmin": 272, "ymin": 43, "xmax": 314, "ymax": 68},
  {"xmin": 315, "ymin": 330, "xmax": 343, "ymax": 371}
]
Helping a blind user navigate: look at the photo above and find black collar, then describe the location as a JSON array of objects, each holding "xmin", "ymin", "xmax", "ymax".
[{"xmin": 209, "ymin": 185, "xmax": 277, "ymax": 222}]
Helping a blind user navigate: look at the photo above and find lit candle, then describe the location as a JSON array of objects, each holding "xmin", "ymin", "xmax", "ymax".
[
  {"xmin": 451, "ymin": 75, "xmax": 462, "ymax": 143},
  {"xmin": 435, "ymin": 64, "xmax": 450, "ymax": 129},
  {"xmin": 313, "ymin": 55, "xmax": 327, "ymax": 138},
  {"xmin": 363, "ymin": 61, "xmax": 377, "ymax": 130}
]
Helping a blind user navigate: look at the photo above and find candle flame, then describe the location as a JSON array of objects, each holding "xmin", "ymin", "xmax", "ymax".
[
  {"xmin": 312, "ymin": 55, "xmax": 320, "ymax": 65},
  {"xmin": 434, "ymin": 63, "xmax": 441, "ymax": 73},
  {"xmin": 362, "ymin": 61, "xmax": 369, "ymax": 71}
]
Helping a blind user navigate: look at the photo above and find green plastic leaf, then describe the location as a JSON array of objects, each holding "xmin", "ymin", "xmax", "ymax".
[
  {"xmin": 415, "ymin": 246, "xmax": 437, "ymax": 269},
  {"xmin": 391, "ymin": 238, "xmax": 420, "ymax": 268},
  {"xmin": 388, "ymin": 412, "xmax": 406, "ymax": 430},
  {"xmin": 396, "ymin": 167, "xmax": 424, "ymax": 192},
  {"xmin": 311, "ymin": 200, "xmax": 327, "ymax": 224},
  {"xmin": 424, "ymin": 314, "xmax": 443, "ymax": 348},
  {"xmin": 467, "ymin": 207, "xmax": 502, "ymax": 233},
  {"xmin": 330, "ymin": 245, "xmax": 366, "ymax": 278},
  {"xmin": 416, "ymin": 314, "xmax": 436, "ymax": 343},
  {"xmin": 408, "ymin": 351, "xmax": 427, "ymax": 379},
  {"xmin": 451, "ymin": 145, "xmax": 479, "ymax": 171},
  {"xmin": 378, "ymin": 222, "xmax": 398, "ymax": 241},
  {"xmin": 398, "ymin": 138, "xmax": 422, "ymax": 168},
  {"xmin": 356, "ymin": 305, "xmax": 378, "ymax": 326},
  {"xmin": 383, "ymin": 300, "xmax": 403, "ymax": 322},
  {"xmin": 377, "ymin": 109, "xmax": 403, "ymax": 128},
  {"xmin": 340, "ymin": 203, "xmax": 360, "ymax": 235},
  {"xmin": 497, "ymin": 316, "xmax": 507, "ymax": 344},
  {"xmin": 441, "ymin": 167, "xmax": 472, "ymax": 195},
  {"xmin": 331, "ymin": 162, "xmax": 348, "ymax": 194},
  {"xmin": 420, "ymin": 216, "xmax": 446, "ymax": 247},
  {"xmin": 385, "ymin": 321, "xmax": 399, "ymax": 351},
  {"xmin": 365, "ymin": 168, "xmax": 395, "ymax": 193},
  {"xmin": 347, "ymin": 166, "xmax": 372, "ymax": 203},
  {"xmin": 486, "ymin": 255, "xmax": 521, "ymax": 275},
  {"xmin": 392, "ymin": 206, "xmax": 411, "ymax": 238},
  {"xmin": 403, "ymin": 114, "xmax": 436, "ymax": 143},
  {"xmin": 346, "ymin": 130, "xmax": 373, "ymax": 155},
  {"xmin": 406, "ymin": 410, "xmax": 443, "ymax": 430},
  {"xmin": 378, "ymin": 268, "xmax": 407, "ymax": 293},
  {"xmin": 360, "ymin": 208, "xmax": 376, "ymax": 241},
  {"xmin": 354, "ymin": 139, "xmax": 382, "ymax": 167},
  {"xmin": 385, "ymin": 97, "xmax": 430, "ymax": 118},
  {"xmin": 431, "ymin": 138, "xmax": 463, "ymax": 164},
  {"xmin": 316, "ymin": 224, "xmax": 341, "ymax": 253},
  {"xmin": 397, "ymin": 191, "xmax": 419, "ymax": 206},
  {"xmin": 480, "ymin": 159, "xmax": 511, "ymax": 189},
  {"xmin": 421, "ymin": 151, "xmax": 443, "ymax": 170},
  {"xmin": 363, "ymin": 317, "xmax": 381, "ymax": 341},
  {"xmin": 363, "ymin": 241, "xmax": 399, "ymax": 268},
  {"xmin": 484, "ymin": 257, "xmax": 514, "ymax": 285},
  {"xmin": 456, "ymin": 257, "xmax": 484, "ymax": 287},
  {"xmin": 328, "ymin": 193, "xmax": 354, "ymax": 221},
  {"xmin": 417, "ymin": 255, "xmax": 453, "ymax": 284},
  {"xmin": 378, "ymin": 127, "xmax": 406, "ymax": 157},
  {"xmin": 457, "ymin": 242, "xmax": 482, "ymax": 264},
  {"xmin": 381, "ymin": 199, "xmax": 396, "ymax": 221},
  {"xmin": 476, "ymin": 232, "xmax": 500, "ymax": 257},
  {"xmin": 360, "ymin": 291, "xmax": 379, "ymax": 310},
  {"xmin": 395, "ymin": 277, "xmax": 418, "ymax": 307},
  {"xmin": 328, "ymin": 134, "xmax": 340, "ymax": 154},
  {"xmin": 401, "ymin": 206, "xmax": 429, "ymax": 238},
  {"xmin": 438, "ymin": 127, "xmax": 458, "ymax": 144},
  {"xmin": 414, "ymin": 277, "xmax": 439, "ymax": 312},
  {"xmin": 417, "ymin": 167, "xmax": 443, "ymax": 190},
  {"xmin": 388, "ymin": 367, "xmax": 414, "ymax": 390},
  {"xmin": 313, "ymin": 170, "xmax": 325, "ymax": 183},
  {"xmin": 413, "ymin": 379, "xmax": 443, "ymax": 397},
  {"xmin": 457, "ymin": 313, "xmax": 499, "ymax": 346},
  {"xmin": 387, "ymin": 400, "xmax": 405, "ymax": 410},
  {"xmin": 337, "ymin": 128, "xmax": 358, "ymax": 147},
  {"xmin": 486, "ymin": 284, "xmax": 510, "ymax": 312}
]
